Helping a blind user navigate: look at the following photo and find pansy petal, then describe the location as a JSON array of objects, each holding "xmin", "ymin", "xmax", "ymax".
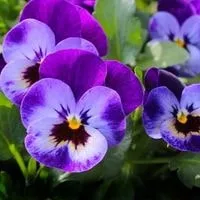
[
  {"xmin": 160, "ymin": 119, "xmax": 188, "ymax": 151},
  {"xmin": 0, "ymin": 59, "xmax": 39, "ymax": 105},
  {"xmin": 76, "ymin": 86, "xmax": 126, "ymax": 146},
  {"xmin": 0, "ymin": 53, "xmax": 6, "ymax": 72},
  {"xmin": 105, "ymin": 61, "xmax": 143, "ymax": 115},
  {"xmin": 158, "ymin": 0, "xmax": 196, "ymax": 24},
  {"xmin": 3, "ymin": 19, "xmax": 55, "ymax": 63},
  {"xmin": 66, "ymin": 125, "xmax": 107, "ymax": 172},
  {"xmin": 180, "ymin": 84, "xmax": 200, "ymax": 111},
  {"xmin": 191, "ymin": 0, "xmax": 200, "ymax": 14},
  {"xmin": 149, "ymin": 12, "xmax": 180, "ymax": 40},
  {"xmin": 145, "ymin": 68, "xmax": 184, "ymax": 101},
  {"xmin": 77, "ymin": 7, "xmax": 108, "ymax": 56},
  {"xmin": 184, "ymin": 45, "xmax": 200, "ymax": 76},
  {"xmin": 54, "ymin": 37, "xmax": 99, "ymax": 55},
  {"xmin": 20, "ymin": 0, "xmax": 81, "ymax": 43},
  {"xmin": 143, "ymin": 87, "xmax": 179, "ymax": 139},
  {"xmin": 186, "ymin": 135, "xmax": 200, "ymax": 152},
  {"xmin": 181, "ymin": 15, "xmax": 200, "ymax": 47},
  {"xmin": 40, "ymin": 50, "xmax": 106, "ymax": 100},
  {"xmin": 25, "ymin": 117, "xmax": 70, "ymax": 170},
  {"xmin": 21, "ymin": 78, "xmax": 76, "ymax": 128}
]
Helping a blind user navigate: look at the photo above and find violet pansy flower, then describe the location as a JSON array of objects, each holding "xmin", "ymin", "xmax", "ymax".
[
  {"xmin": 143, "ymin": 68, "xmax": 200, "ymax": 152},
  {"xmin": 1, "ymin": 0, "xmax": 107, "ymax": 105},
  {"xmin": 149, "ymin": 12, "xmax": 200, "ymax": 77},
  {"xmin": 21, "ymin": 78, "xmax": 126, "ymax": 172}
]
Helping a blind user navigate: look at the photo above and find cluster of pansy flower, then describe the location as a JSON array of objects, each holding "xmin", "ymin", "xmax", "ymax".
[
  {"xmin": 0, "ymin": 0, "xmax": 143, "ymax": 172},
  {"xmin": 149, "ymin": 0, "xmax": 200, "ymax": 77}
]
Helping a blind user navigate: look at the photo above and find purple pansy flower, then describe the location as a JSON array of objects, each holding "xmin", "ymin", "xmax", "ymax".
[
  {"xmin": 158, "ymin": 0, "xmax": 196, "ymax": 24},
  {"xmin": 143, "ymin": 68, "xmax": 200, "ymax": 152},
  {"xmin": 21, "ymin": 78, "xmax": 126, "ymax": 172},
  {"xmin": 67, "ymin": 0, "xmax": 96, "ymax": 13},
  {"xmin": 149, "ymin": 12, "xmax": 200, "ymax": 77},
  {"xmin": 20, "ymin": 0, "xmax": 107, "ymax": 56}
]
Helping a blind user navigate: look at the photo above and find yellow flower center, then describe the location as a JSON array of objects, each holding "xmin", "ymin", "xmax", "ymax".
[
  {"xmin": 177, "ymin": 112, "xmax": 188, "ymax": 124},
  {"xmin": 175, "ymin": 39, "xmax": 185, "ymax": 48},
  {"xmin": 68, "ymin": 117, "xmax": 81, "ymax": 130}
]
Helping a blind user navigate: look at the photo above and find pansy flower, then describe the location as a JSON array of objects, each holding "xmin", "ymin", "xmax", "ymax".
[
  {"xmin": 149, "ymin": 12, "xmax": 200, "ymax": 77},
  {"xmin": 67, "ymin": 0, "xmax": 96, "ymax": 13},
  {"xmin": 1, "ymin": 0, "xmax": 107, "ymax": 105},
  {"xmin": 21, "ymin": 78, "xmax": 126, "ymax": 172},
  {"xmin": 143, "ymin": 68, "xmax": 200, "ymax": 152},
  {"xmin": 20, "ymin": 49, "xmax": 143, "ymax": 172}
]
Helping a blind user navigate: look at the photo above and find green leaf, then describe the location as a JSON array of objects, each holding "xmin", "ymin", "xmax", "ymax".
[
  {"xmin": 137, "ymin": 41, "xmax": 189, "ymax": 69},
  {"xmin": 0, "ymin": 94, "xmax": 25, "ymax": 160},
  {"xmin": 169, "ymin": 153, "xmax": 200, "ymax": 188},
  {"xmin": 95, "ymin": 0, "xmax": 146, "ymax": 65},
  {"xmin": 0, "ymin": 171, "xmax": 12, "ymax": 199}
]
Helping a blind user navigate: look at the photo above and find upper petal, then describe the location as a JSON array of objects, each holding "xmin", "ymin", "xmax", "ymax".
[
  {"xmin": 77, "ymin": 6, "xmax": 108, "ymax": 56},
  {"xmin": 105, "ymin": 61, "xmax": 143, "ymax": 115},
  {"xmin": 143, "ymin": 86, "xmax": 180, "ymax": 139},
  {"xmin": 21, "ymin": 78, "xmax": 76, "ymax": 128},
  {"xmin": 3, "ymin": 19, "xmax": 55, "ymax": 63},
  {"xmin": 76, "ymin": 86, "xmax": 126, "ymax": 146},
  {"xmin": 181, "ymin": 15, "xmax": 200, "ymax": 47},
  {"xmin": 158, "ymin": 0, "xmax": 196, "ymax": 24},
  {"xmin": 20, "ymin": 0, "xmax": 81, "ymax": 43},
  {"xmin": 54, "ymin": 37, "xmax": 99, "ymax": 55},
  {"xmin": 148, "ymin": 12, "xmax": 180, "ymax": 40},
  {"xmin": 40, "ymin": 49, "xmax": 106, "ymax": 100}
]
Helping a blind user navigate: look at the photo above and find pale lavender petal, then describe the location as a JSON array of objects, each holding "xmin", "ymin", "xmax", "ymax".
[
  {"xmin": 3, "ymin": 19, "xmax": 55, "ymax": 63},
  {"xmin": 105, "ymin": 61, "xmax": 143, "ymax": 115},
  {"xmin": 181, "ymin": 15, "xmax": 200, "ymax": 47},
  {"xmin": 40, "ymin": 50, "xmax": 106, "ymax": 100},
  {"xmin": 76, "ymin": 86, "xmax": 126, "ymax": 146},
  {"xmin": 54, "ymin": 37, "xmax": 99, "ymax": 55},
  {"xmin": 66, "ymin": 125, "xmax": 107, "ymax": 172},
  {"xmin": 21, "ymin": 78, "xmax": 76, "ymax": 128},
  {"xmin": 143, "ymin": 87, "xmax": 180, "ymax": 139},
  {"xmin": 149, "ymin": 12, "xmax": 180, "ymax": 40}
]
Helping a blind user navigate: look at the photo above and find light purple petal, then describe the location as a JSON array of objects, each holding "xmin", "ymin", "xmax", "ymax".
[
  {"xmin": 66, "ymin": 125, "xmax": 107, "ymax": 172},
  {"xmin": 54, "ymin": 37, "xmax": 99, "ymax": 55},
  {"xmin": 21, "ymin": 78, "xmax": 76, "ymax": 128},
  {"xmin": 0, "ymin": 59, "xmax": 39, "ymax": 105},
  {"xmin": 161, "ymin": 119, "xmax": 188, "ymax": 151},
  {"xmin": 76, "ymin": 86, "xmax": 126, "ymax": 146},
  {"xmin": 143, "ymin": 87, "xmax": 180, "ymax": 139},
  {"xmin": 3, "ymin": 19, "xmax": 55, "ymax": 63},
  {"xmin": 25, "ymin": 117, "xmax": 70, "ymax": 170},
  {"xmin": 77, "ymin": 6, "xmax": 108, "ymax": 56},
  {"xmin": 105, "ymin": 61, "xmax": 143, "ymax": 115},
  {"xmin": 184, "ymin": 44, "xmax": 200, "ymax": 75},
  {"xmin": 158, "ymin": 0, "xmax": 196, "ymax": 25},
  {"xmin": 20, "ymin": 0, "xmax": 81, "ymax": 43},
  {"xmin": 181, "ymin": 15, "xmax": 200, "ymax": 47},
  {"xmin": 149, "ymin": 12, "xmax": 180, "ymax": 40},
  {"xmin": 180, "ymin": 84, "xmax": 200, "ymax": 111},
  {"xmin": 40, "ymin": 50, "xmax": 106, "ymax": 100}
]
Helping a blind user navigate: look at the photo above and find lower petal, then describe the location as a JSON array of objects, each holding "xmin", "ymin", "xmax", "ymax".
[
  {"xmin": 66, "ymin": 125, "xmax": 108, "ymax": 172},
  {"xmin": 25, "ymin": 117, "xmax": 70, "ymax": 170}
]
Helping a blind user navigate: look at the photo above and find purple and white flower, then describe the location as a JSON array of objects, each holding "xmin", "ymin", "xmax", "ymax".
[
  {"xmin": 149, "ymin": 12, "xmax": 200, "ymax": 76},
  {"xmin": 143, "ymin": 68, "xmax": 200, "ymax": 152}
]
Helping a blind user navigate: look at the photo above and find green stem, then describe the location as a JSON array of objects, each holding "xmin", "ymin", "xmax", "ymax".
[
  {"xmin": 132, "ymin": 158, "xmax": 171, "ymax": 165},
  {"xmin": 9, "ymin": 144, "xmax": 27, "ymax": 179}
]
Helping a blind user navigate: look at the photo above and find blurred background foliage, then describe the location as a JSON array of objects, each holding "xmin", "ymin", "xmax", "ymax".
[{"xmin": 1, "ymin": 0, "xmax": 200, "ymax": 200}]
